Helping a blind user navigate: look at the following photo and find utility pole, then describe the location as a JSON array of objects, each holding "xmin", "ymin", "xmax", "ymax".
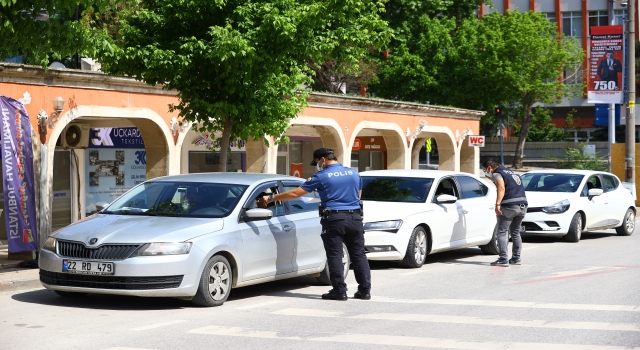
[{"xmin": 626, "ymin": 0, "xmax": 636, "ymax": 182}]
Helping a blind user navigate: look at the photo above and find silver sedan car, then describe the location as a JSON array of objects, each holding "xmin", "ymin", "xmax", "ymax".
[{"xmin": 39, "ymin": 173, "xmax": 349, "ymax": 306}]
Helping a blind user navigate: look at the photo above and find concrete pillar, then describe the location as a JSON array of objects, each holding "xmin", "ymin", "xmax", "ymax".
[
  {"xmin": 129, "ymin": 119, "xmax": 168, "ymax": 180},
  {"xmin": 316, "ymin": 126, "xmax": 344, "ymax": 164},
  {"xmin": 411, "ymin": 137, "xmax": 427, "ymax": 169},
  {"xmin": 459, "ymin": 142, "xmax": 479, "ymax": 176},
  {"xmin": 245, "ymin": 137, "xmax": 268, "ymax": 173},
  {"xmin": 381, "ymin": 130, "xmax": 406, "ymax": 169}
]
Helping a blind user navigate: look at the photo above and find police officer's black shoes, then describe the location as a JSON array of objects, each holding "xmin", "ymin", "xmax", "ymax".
[
  {"xmin": 354, "ymin": 291, "xmax": 371, "ymax": 300},
  {"xmin": 321, "ymin": 289, "xmax": 347, "ymax": 301}
]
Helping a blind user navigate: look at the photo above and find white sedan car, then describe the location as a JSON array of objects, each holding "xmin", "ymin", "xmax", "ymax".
[
  {"xmin": 361, "ymin": 170, "xmax": 499, "ymax": 268},
  {"xmin": 39, "ymin": 173, "xmax": 347, "ymax": 306},
  {"xmin": 521, "ymin": 170, "xmax": 636, "ymax": 242}
]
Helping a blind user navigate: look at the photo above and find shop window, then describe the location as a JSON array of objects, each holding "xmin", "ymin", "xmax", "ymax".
[
  {"xmin": 189, "ymin": 152, "xmax": 244, "ymax": 173},
  {"xmin": 562, "ymin": 12, "xmax": 582, "ymax": 38},
  {"xmin": 614, "ymin": 10, "xmax": 627, "ymax": 26}
]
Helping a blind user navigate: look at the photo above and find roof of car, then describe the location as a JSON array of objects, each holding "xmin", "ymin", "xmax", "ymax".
[
  {"xmin": 148, "ymin": 173, "xmax": 306, "ymax": 185},
  {"xmin": 360, "ymin": 169, "xmax": 464, "ymax": 178},
  {"xmin": 523, "ymin": 169, "xmax": 614, "ymax": 176}
]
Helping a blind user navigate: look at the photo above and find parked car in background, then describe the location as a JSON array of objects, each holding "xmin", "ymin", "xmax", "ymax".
[
  {"xmin": 360, "ymin": 170, "xmax": 499, "ymax": 268},
  {"xmin": 39, "ymin": 173, "xmax": 348, "ymax": 307},
  {"xmin": 520, "ymin": 170, "xmax": 635, "ymax": 242}
]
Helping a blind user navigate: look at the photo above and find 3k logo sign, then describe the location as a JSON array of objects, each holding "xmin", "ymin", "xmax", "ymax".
[
  {"xmin": 91, "ymin": 128, "xmax": 114, "ymax": 146},
  {"xmin": 135, "ymin": 151, "xmax": 146, "ymax": 165}
]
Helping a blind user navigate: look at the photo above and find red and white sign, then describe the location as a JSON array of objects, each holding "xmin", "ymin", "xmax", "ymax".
[
  {"xmin": 290, "ymin": 163, "xmax": 303, "ymax": 178},
  {"xmin": 353, "ymin": 139, "xmax": 361, "ymax": 150},
  {"xmin": 588, "ymin": 25, "xmax": 624, "ymax": 104},
  {"xmin": 468, "ymin": 135, "xmax": 485, "ymax": 147}
]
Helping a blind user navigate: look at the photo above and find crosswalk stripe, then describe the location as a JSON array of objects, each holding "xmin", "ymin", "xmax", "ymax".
[
  {"xmin": 132, "ymin": 320, "xmax": 186, "ymax": 331},
  {"xmin": 236, "ymin": 300, "xmax": 283, "ymax": 310},
  {"xmin": 369, "ymin": 297, "xmax": 640, "ymax": 312},
  {"xmin": 274, "ymin": 308, "xmax": 640, "ymax": 332},
  {"xmin": 188, "ymin": 325, "xmax": 640, "ymax": 349}
]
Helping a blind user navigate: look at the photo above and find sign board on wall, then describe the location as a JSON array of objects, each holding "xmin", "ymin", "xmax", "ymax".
[
  {"xmin": 352, "ymin": 137, "xmax": 387, "ymax": 151},
  {"xmin": 468, "ymin": 135, "xmax": 485, "ymax": 147},
  {"xmin": 85, "ymin": 128, "xmax": 146, "ymax": 215},
  {"xmin": 588, "ymin": 25, "xmax": 624, "ymax": 104}
]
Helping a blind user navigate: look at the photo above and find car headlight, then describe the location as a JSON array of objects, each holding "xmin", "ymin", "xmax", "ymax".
[
  {"xmin": 134, "ymin": 242, "xmax": 192, "ymax": 256},
  {"xmin": 542, "ymin": 199, "xmax": 570, "ymax": 213},
  {"xmin": 363, "ymin": 220, "xmax": 403, "ymax": 232},
  {"xmin": 42, "ymin": 237, "xmax": 57, "ymax": 252}
]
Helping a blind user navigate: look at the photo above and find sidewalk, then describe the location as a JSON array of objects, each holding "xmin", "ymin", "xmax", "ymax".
[{"xmin": 0, "ymin": 245, "xmax": 42, "ymax": 292}]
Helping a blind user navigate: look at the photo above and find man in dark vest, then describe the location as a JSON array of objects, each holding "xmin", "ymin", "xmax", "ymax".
[{"xmin": 482, "ymin": 159, "xmax": 528, "ymax": 266}]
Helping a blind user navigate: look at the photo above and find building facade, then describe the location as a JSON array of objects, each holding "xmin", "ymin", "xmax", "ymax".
[{"xmin": 0, "ymin": 64, "xmax": 483, "ymax": 252}]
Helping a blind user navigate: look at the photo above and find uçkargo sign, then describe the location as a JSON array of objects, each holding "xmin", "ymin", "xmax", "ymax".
[
  {"xmin": 468, "ymin": 135, "xmax": 485, "ymax": 147},
  {"xmin": 588, "ymin": 25, "xmax": 624, "ymax": 104}
]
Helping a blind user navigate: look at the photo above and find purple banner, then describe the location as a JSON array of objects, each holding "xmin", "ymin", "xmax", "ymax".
[{"xmin": 1, "ymin": 96, "xmax": 38, "ymax": 252}]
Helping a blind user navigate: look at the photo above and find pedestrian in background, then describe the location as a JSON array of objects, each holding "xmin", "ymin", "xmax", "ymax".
[
  {"xmin": 259, "ymin": 148, "xmax": 371, "ymax": 300},
  {"xmin": 482, "ymin": 159, "xmax": 528, "ymax": 267}
]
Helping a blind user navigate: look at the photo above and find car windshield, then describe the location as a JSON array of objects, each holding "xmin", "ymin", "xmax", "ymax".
[
  {"xmin": 361, "ymin": 177, "xmax": 434, "ymax": 202},
  {"xmin": 102, "ymin": 181, "xmax": 248, "ymax": 218},
  {"xmin": 521, "ymin": 173, "xmax": 584, "ymax": 193}
]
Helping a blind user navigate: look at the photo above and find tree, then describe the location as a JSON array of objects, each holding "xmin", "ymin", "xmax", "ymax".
[
  {"xmin": 0, "ymin": 0, "xmax": 112, "ymax": 67},
  {"xmin": 94, "ymin": 0, "xmax": 390, "ymax": 171},
  {"xmin": 512, "ymin": 107, "xmax": 567, "ymax": 142},
  {"xmin": 550, "ymin": 144, "xmax": 608, "ymax": 171}
]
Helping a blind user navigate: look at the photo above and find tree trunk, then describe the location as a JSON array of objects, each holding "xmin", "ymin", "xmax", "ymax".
[
  {"xmin": 217, "ymin": 117, "xmax": 234, "ymax": 172},
  {"xmin": 512, "ymin": 103, "xmax": 533, "ymax": 169}
]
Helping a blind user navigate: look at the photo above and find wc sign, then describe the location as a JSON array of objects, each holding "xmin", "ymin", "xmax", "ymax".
[{"xmin": 468, "ymin": 135, "xmax": 485, "ymax": 147}]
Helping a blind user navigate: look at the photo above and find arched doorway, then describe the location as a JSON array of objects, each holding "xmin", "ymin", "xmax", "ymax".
[
  {"xmin": 350, "ymin": 122, "xmax": 406, "ymax": 171},
  {"xmin": 411, "ymin": 127, "xmax": 457, "ymax": 171}
]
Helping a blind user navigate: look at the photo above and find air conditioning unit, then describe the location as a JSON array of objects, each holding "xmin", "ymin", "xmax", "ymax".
[{"xmin": 60, "ymin": 123, "xmax": 90, "ymax": 148}]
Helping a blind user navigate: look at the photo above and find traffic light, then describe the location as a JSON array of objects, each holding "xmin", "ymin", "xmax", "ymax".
[{"xmin": 494, "ymin": 107, "xmax": 502, "ymax": 118}]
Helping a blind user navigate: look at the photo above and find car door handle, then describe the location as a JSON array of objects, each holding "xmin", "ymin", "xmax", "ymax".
[{"xmin": 283, "ymin": 225, "xmax": 292, "ymax": 232}]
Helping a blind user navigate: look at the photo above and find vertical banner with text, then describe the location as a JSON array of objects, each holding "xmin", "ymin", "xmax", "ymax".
[
  {"xmin": 588, "ymin": 25, "xmax": 624, "ymax": 104},
  {"xmin": 0, "ymin": 96, "xmax": 38, "ymax": 253}
]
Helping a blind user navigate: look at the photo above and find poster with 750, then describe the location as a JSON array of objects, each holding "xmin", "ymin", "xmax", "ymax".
[{"xmin": 593, "ymin": 81, "xmax": 618, "ymax": 91}]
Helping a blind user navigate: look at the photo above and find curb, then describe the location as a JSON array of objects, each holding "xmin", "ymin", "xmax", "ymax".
[{"xmin": 0, "ymin": 278, "xmax": 42, "ymax": 292}]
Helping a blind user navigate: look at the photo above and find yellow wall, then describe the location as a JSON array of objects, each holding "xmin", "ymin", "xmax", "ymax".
[{"xmin": 611, "ymin": 144, "xmax": 640, "ymax": 206}]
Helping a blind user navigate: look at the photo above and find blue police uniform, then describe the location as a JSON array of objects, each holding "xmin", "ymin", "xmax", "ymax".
[{"xmin": 301, "ymin": 163, "xmax": 371, "ymax": 296}]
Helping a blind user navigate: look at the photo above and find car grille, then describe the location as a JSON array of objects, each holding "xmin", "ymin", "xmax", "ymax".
[
  {"xmin": 522, "ymin": 222, "xmax": 542, "ymax": 231},
  {"xmin": 57, "ymin": 240, "xmax": 142, "ymax": 260},
  {"xmin": 40, "ymin": 270, "xmax": 183, "ymax": 290},
  {"xmin": 527, "ymin": 207, "xmax": 544, "ymax": 213}
]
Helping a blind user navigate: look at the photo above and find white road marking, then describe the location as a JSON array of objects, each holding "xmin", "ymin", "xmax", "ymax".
[
  {"xmin": 400, "ymin": 269, "xmax": 429, "ymax": 276},
  {"xmin": 522, "ymin": 245, "xmax": 540, "ymax": 250},
  {"xmin": 273, "ymin": 308, "xmax": 343, "ymax": 317},
  {"xmin": 103, "ymin": 348, "xmax": 156, "ymax": 350},
  {"xmin": 271, "ymin": 308, "xmax": 640, "ymax": 332},
  {"xmin": 236, "ymin": 300, "xmax": 284, "ymax": 310},
  {"xmin": 188, "ymin": 325, "xmax": 640, "ymax": 349},
  {"xmin": 368, "ymin": 297, "xmax": 640, "ymax": 312},
  {"xmin": 132, "ymin": 320, "xmax": 186, "ymax": 331}
]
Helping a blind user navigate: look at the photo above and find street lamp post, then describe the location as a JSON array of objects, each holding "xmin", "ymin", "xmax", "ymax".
[{"xmin": 625, "ymin": 0, "xmax": 636, "ymax": 182}]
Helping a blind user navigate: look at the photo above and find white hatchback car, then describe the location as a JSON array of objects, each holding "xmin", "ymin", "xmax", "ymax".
[
  {"xmin": 521, "ymin": 170, "xmax": 636, "ymax": 242},
  {"xmin": 361, "ymin": 170, "xmax": 499, "ymax": 268}
]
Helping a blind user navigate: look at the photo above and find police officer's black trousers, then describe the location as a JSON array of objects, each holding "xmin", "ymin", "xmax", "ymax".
[{"xmin": 320, "ymin": 212, "xmax": 371, "ymax": 294}]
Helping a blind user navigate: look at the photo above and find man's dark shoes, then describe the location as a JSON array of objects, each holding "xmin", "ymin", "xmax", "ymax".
[
  {"xmin": 321, "ymin": 289, "xmax": 347, "ymax": 301},
  {"xmin": 490, "ymin": 258, "xmax": 509, "ymax": 267},
  {"xmin": 509, "ymin": 258, "xmax": 521, "ymax": 265},
  {"xmin": 354, "ymin": 291, "xmax": 371, "ymax": 300}
]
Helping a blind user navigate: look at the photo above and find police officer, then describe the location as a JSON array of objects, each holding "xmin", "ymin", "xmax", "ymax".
[
  {"xmin": 259, "ymin": 148, "xmax": 371, "ymax": 301},
  {"xmin": 482, "ymin": 159, "xmax": 528, "ymax": 267}
]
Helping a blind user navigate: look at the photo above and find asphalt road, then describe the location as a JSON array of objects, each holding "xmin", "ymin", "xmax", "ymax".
[{"xmin": 1, "ymin": 224, "xmax": 640, "ymax": 350}]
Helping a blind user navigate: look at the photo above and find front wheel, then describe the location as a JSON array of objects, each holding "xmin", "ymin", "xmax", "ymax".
[
  {"xmin": 192, "ymin": 255, "xmax": 232, "ymax": 307},
  {"xmin": 401, "ymin": 226, "xmax": 428, "ymax": 268},
  {"xmin": 317, "ymin": 243, "xmax": 350, "ymax": 285},
  {"xmin": 563, "ymin": 213, "xmax": 583, "ymax": 243},
  {"xmin": 616, "ymin": 208, "xmax": 635, "ymax": 236}
]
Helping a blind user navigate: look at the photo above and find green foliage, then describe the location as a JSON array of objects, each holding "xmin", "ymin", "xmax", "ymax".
[
  {"xmin": 512, "ymin": 107, "xmax": 567, "ymax": 142},
  {"xmin": 550, "ymin": 144, "xmax": 608, "ymax": 171},
  {"xmin": 94, "ymin": 0, "xmax": 390, "ymax": 171},
  {"xmin": 0, "ymin": 0, "xmax": 113, "ymax": 67}
]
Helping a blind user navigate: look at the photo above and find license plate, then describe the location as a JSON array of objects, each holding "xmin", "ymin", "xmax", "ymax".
[{"xmin": 62, "ymin": 260, "xmax": 115, "ymax": 275}]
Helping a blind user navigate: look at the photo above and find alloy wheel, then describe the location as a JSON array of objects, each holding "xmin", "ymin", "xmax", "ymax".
[
  {"xmin": 208, "ymin": 261, "xmax": 230, "ymax": 301},
  {"xmin": 626, "ymin": 211, "xmax": 635, "ymax": 232},
  {"xmin": 414, "ymin": 230, "xmax": 427, "ymax": 264}
]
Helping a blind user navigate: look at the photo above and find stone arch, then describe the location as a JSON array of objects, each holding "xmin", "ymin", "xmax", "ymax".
[
  {"xmin": 289, "ymin": 116, "xmax": 347, "ymax": 163},
  {"xmin": 410, "ymin": 126, "xmax": 457, "ymax": 171},
  {"xmin": 349, "ymin": 121, "xmax": 407, "ymax": 169},
  {"xmin": 458, "ymin": 132, "xmax": 480, "ymax": 176}
]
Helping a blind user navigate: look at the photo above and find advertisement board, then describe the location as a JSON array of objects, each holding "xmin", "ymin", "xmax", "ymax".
[
  {"xmin": 588, "ymin": 25, "xmax": 624, "ymax": 104},
  {"xmin": 85, "ymin": 128, "xmax": 146, "ymax": 215}
]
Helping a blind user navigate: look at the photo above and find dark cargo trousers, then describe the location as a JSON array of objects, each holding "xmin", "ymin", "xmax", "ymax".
[{"xmin": 320, "ymin": 211, "xmax": 371, "ymax": 294}]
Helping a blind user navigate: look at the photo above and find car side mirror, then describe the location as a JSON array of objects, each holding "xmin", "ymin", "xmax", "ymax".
[
  {"xmin": 242, "ymin": 208, "xmax": 273, "ymax": 222},
  {"xmin": 435, "ymin": 194, "xmax": 457, "ymax": 204},
  {"xmin": 95, "ymin": 202, "xmax": 110, "ymax": 212},
  {"xmin": 588, "ymin": 188, "xmax": 603, "ymax": 197}
]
